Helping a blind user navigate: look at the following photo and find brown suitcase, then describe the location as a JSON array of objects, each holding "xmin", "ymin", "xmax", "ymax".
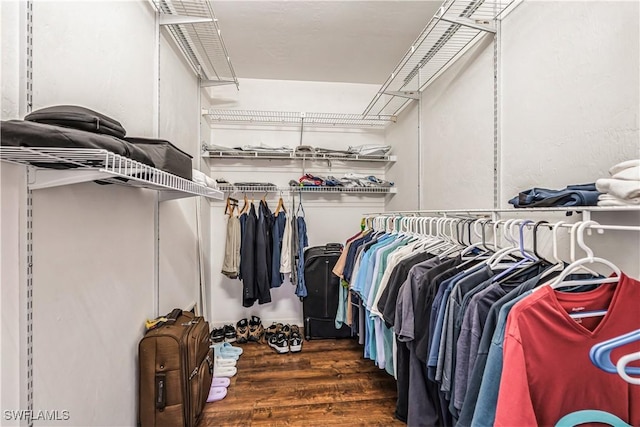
[{"xmin": 138, "ymin": 309, "xmax": 213, "ymax": 427}]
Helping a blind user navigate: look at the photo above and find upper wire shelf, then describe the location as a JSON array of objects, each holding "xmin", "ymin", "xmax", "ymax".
[
  {"xmin": 218, "ymin": 184, "xmax": 397, "ymax": 194},
  {"xmin": 364, "ymin": 0, "xmax": 517, "ymax": 116},
  {"xmin": 202, "ymin": 150, "xmax": 397, "ymax": 163},
  {"xmin": 0, "ymin": 147, "xmax": 224, "ymax": 201},
  {"xmin": 203, "ymin": 109, "xmax": 396, "ymax": 128},
  {"xmin": 152, "ymin": 0, "xmax": 238, "ymax": 88}
]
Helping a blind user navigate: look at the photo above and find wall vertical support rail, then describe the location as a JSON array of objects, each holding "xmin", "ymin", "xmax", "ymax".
[{"xmin": 25, "ymin": 171, "xmax": 34, "ymax": 427}]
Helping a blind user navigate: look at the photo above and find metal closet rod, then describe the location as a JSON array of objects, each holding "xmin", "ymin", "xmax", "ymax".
[
  {"xmin": 364, "ymin": 213, "xmax": 640, "ymax": 233},
  {"xmin": 362, "ymin": 207, "xmax": 640, "ymax": 216}
]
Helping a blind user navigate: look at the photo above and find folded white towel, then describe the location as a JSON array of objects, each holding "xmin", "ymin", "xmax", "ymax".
[
  {"xmin": 597, "ymin": 193, "xmax": 640, "ymax": 206},
  {"xmin": 595, "ymin": 178, "xmax": 640, "ymax": 200},
  {"xmin": 205, "ymin": 175, "xmax": 218, "ymax": 188},
  {"xmin": 612, "ymin": 165, "xmax": 640, "ymax": 181},
  {"xmin": 192, "ymin": 169, "xmax": 207, "ymax": 186},
  {"xmin": 609, "ymin": 159, "xmax": 640, "ymax": 176}
]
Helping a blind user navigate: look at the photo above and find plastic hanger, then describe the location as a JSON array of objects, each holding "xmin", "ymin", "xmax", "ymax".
[
  {"xmin": 555, "ymin": 410, "xmax": 632, "ymax": 427},
  {"xmin": 490, "ymin": 220, "xmax": 538, "ymax": 281},
  {"xmin": 617, "ymin": 351, "xmax": 640, "ymax": 385},
  {"xmin": 549, "ymin": 220, "xmax": 620, "ymax": 289},
  {"xmin": 532, "ymin": 220, "xmax": 551, "ymax": 263},
  {"xmin": 275, "ymin": 195, "xmax": 286, "ymax": 215},
  {"xmin": 589, "ymin": 329, "xmax": 640, "ymax": 376}
]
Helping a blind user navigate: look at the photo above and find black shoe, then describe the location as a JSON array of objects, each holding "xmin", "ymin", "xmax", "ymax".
[
  {"xmin": 224, "ymin": 324, "xmax": 237, "ymax": 343},
  {"xmin": 268, "ymin": 332, "xmax": 289, "ymax": 354},
  {"xmin": 210, "ymin": 327, "xmax": 225, "ymax": 343},
  {"xmin": 289, "ymin": 325, "xmax": 302, "ymax": 352},
  {"xmin": 236, "ymin": 318, "xmax": 249, "ymax": 344},
  {"xmin": 265, "ymin": 322, "xmax": 283, "ymax": 343},
  {"xmin": 248, "ymin": 316, "xmax": 264, "ymax": 342}
]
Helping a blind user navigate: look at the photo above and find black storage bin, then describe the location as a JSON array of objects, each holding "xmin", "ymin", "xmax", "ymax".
[
  {"xmin": 302, "ymin": 243, "xmax": 351, "ymax": 340},
  {"xmin": 125, "ymin": 137, "xmax": 193, "ymax": 180}
]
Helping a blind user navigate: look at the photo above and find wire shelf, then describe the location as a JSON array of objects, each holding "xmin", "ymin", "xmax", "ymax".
[
  {"xmin": 0, "ymin": 147, "xmax": 224, "ymax": 201},
  {"xmin": 202, "ymin": 150, "xmax": 397, "ymax": 163},
  {"xmin": 364, "ymin": 0, "xmax": 516, "ymax": 116},
  {"xmin": 203, "ymin": 109, "xmax": 396, "ymax": 128},
  {"xmin": 218, "ymin": 184, "xmax": 397, "ymax": 194},
  {"xmin": 152, "ymin": 0, "xmax": 238, "ymax": 87}
]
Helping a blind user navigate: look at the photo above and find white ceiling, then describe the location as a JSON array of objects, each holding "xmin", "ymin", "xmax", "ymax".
[{"xmin": 213, "ymin": 1, "xmax": 442, "ymax": 85}]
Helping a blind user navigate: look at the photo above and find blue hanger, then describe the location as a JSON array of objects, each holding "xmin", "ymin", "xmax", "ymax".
[
  {"xmin": 589, "ymin": 329, "xmax": 640, "ymax": 375},
  {"xmin": 555, "ymin": 410, "xmax": 631, "ymax": 427},
  {"xmin": 491, "ymin": 220, "xmax": 538, "ymax": 282}
]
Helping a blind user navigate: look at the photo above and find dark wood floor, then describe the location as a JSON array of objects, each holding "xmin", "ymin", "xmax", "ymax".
[{"xmin": 200, "ymin": 337, "xmax": 403, "ymax": 426}]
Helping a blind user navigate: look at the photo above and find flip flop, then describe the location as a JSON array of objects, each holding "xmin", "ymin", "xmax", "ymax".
[
  {"xmin": 218, "ymin": 342, "xmax": 243, "ymax": 356},
  {"xmin": 214, "ymin": 366, "xmax": 237, "ymax": 378},
  {"xmin": 211, "ymin": 377, "xmax": 230, "ymax": 388},
  {"xmin": 206, "ymin": 386, "xmax": 228, "ymax": 402},
  {"xmin": 214, "ymin": 357, "xmax": 236, "ymax": 367}
]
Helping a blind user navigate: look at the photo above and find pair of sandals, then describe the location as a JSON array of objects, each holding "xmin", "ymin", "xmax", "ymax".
[
  {"xmin": 266, "ymin": 323, "xmax": 302, "ymax": 353},
  {"xmin": 207, "ymin": 377, "xmax": 230, "ymax": 402},
  {"xmin": 236, "ymin": 316, "xmax": 264, "ymax": 343}
]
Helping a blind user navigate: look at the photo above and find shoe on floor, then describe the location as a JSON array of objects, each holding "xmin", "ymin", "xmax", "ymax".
[
  {"xmin": 214, "ymin": 357, "xmax": 236, "ymax": 367},
  {"xmin": 211, "ymin": 377, "xmax": 230, "ymax": 388},
  {"xmin": 236, "ymin": 318, "xmax": 249, "ymax": 344},
  {"xmin": 248, "ymin": 316, "xmax": 264, "ymax": 342},
  {"xmin": 224, "ymin": 324, "xmax": 237, "ymax": 343},
  {"xmin": 289, "ymin": 328, "xmax": 302, "ymax": 353},
  {"xmin": 214, "ymin": 366, "xmax": 237, "ymax": 378},
  {"xmin": 265, "ymin": 322, "xmax": 283, "ymax": 343},
  {"xmin": 211, "ymin": 344, "xmax": 238, "ymax": 361},
  {"xmin": 210, "ymin": 327, "xmax": 225, "ymax": 343},
  {"xmin": 217, "ymin": 342, "xmax": 243, "ymax": 356},
  {"xmin": 268, "ymin": 332, "xmax": 289, "ymax": 354},
  {"xmin": 207, "ymin": 386, "xmax": 228, "ymax": 402}
]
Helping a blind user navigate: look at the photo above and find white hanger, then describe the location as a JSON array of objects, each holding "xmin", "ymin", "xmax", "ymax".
[
  {"xmin": 617, "ymin": 352, "xmax": 640, "ymax": 385},
  {"xmin": 549, "ymin": 220, "xmax": 621, "ymax": 289}
]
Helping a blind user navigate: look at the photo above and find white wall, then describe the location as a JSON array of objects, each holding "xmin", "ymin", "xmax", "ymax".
[
  {"xmin": 400, "ymin": 1, "xmax": 640, "ymax": 277},
  {"xmin": 385, "ymin": 101, "xmax": 419, "ymax": 212},
  {"xmin": 499, "ymin": 0, "xmax": 640, "ymax": 278},
  {"xmin": 1, "ymin": 1, "xmax": 207, "ymax": 425},
  {"xmin": 419, "ymin": 36, "xmax": 495, "ymax": 209},
  {"xmin": 0, "ymin": 163, "xmax": 26, "ymax": 426},
  {"xmin": 205, "ymin": 78, "xmax": 391, "ymax": 325},
  {"xmin": 500, "ymin": 1, "xmax": 640, "ymax": 203},
  {"xmin": 157, "ymin": 35, "xmax": 201, "ymax": 315}
]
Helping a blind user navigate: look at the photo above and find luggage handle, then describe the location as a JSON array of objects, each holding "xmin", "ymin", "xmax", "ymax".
[
  {"xmin": 155, "ymin": 373, "xmax": 166, "ymax": 411},
  {"xmin": 325, "ymin": 243, "xmax": 343, "ymax": 251},
  {"xmin": 166, "ymin": 308, "xmax": 182, "ymax": 324}
]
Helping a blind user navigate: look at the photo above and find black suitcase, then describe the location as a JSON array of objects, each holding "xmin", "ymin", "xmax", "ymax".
[
  {"xmin": 125, "ymin": 137, "xmax": 193, "ymax": 180},
  {"xmin": 303, "ymin": 243, "xmax": 351, "ymax": 340}
]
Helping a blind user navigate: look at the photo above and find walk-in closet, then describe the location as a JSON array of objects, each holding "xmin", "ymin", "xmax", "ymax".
[{"xmin": 1, "ymin": 0, "xmax": 639, "ymax": 426}]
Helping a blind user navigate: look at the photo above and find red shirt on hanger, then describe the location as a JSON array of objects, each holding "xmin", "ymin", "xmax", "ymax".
[{"xmin": 495, "ymin": 273, "xmax": 640, "ymax": 427}]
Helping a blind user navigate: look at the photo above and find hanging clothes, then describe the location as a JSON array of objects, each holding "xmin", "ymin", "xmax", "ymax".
[
  {"xmin": 240, "ymin": 203, "xmax": 257, "ymax": 307},
  {"xmin": 271, "ymin": 209, "xmax": 286, "ymax": 287},
  {"xmin": 280, "ymin": 211, "xmax": 292, "ymax": 277},
  {"xmin": 494, "ymin": 274, "xmax": 640, "ymax": 426},
  {"xmin": 221, "ymin": 211, "xmax": 241, "ymax": 279},
  {"xmin": 336, "ymin": 216, "xmax": 639, "ymax": 427},
  {"xmin": 254, "ymin": 200, "xmax": 272, "ymax": 305},
  {"xmin": 294, "ymin": 214, "xmax": 309, "ymax": 298}
]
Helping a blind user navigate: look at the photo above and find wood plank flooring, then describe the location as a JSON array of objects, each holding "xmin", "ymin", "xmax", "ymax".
[{"xmin": 200, "ymin": 337, "xmax": 403, "ymax": 426}]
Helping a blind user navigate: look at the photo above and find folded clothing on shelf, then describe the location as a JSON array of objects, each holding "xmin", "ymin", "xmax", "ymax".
[
  {"xmin": 508, "ymin": 183, "xmax": 601, "ymax": 208},
  {"xmin": 596, "ymin": 159, "xmax": 640, "ymax": 206},
  {"xmin": 203, "ymin": 144, "xmax": 242, "ymax": 152},
  {"xmin": 295, "ymin": 173, "xmax": 393, "ymax": 188},
  {"xmin": 236, "ymin": 143, "xmax": 292, "ymax": 153},
  {"xmin": 192, "ymin": 169, "xmax": 218, "ymax": 188},
  {"xmin": 347, "ymin": 144, "xmax": 392, "ymax": 157}
]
